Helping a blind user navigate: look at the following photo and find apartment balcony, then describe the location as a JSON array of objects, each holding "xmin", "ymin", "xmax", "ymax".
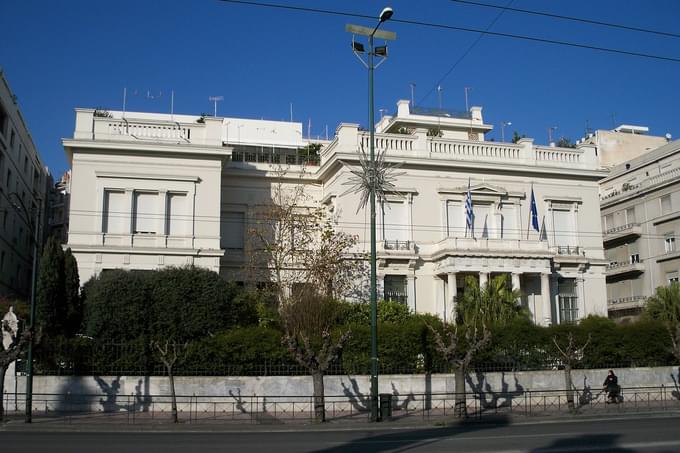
[
  {"xmin": 607, "ymin": 295, "xmax": 646, "ymax": 311},
  {"xmin": 432, "ymin": 237, "xmax": 550, "ymax": 259},
  {"xmin": 603, "ymin": 223, "xmax": 642, "ymax": 246},
  {"xmin": 605, "ymin": 260, "xmax": 645, "ymax": 279}
]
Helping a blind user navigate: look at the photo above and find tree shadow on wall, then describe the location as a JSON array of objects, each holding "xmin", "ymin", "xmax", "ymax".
[
  {"xmin": 340, "ymin": 378, "xmax": 416, "ymax": 417},
  {"xmin": 669, "ymin": 367, "xmax": 680, "ymax": 400},
  {"xmin": 465, "ymin": 371, "xmax": 524, "ymax": 414}
]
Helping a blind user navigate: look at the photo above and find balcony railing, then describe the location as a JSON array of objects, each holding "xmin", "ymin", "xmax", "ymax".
[
  {"xmin": 607, "ymin": 295, "xmax": 646, "ymax": 310},
  {"xmin": 605, "ymin": 261, "xmax": 645, "ymax": 277},
  {"xmin": 555, "ymin": 245, "xmax": 584, "ymax": 256},
  {"xmin": 383, "ymin": 240, "xmax": 412, "ymax": 251},
  {"xmin": 603, "ymin": 223, "xmax": 643, "ymax": 246}
]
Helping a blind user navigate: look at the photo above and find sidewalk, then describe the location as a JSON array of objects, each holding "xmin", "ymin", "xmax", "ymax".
[{"xmin": 3, "ymin": 402, "xmax": 679, "ymax": 433}]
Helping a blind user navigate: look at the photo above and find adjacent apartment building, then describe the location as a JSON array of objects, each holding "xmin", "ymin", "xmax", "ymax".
[
  {"xmin": 63, "ymin": 100, "xmax": 609, "ymax": 325},
  {"xmin": 600, "ymin": 139, "xmax": 680, "ymax": 322},
  {"xmin": 0, "ymin": 69, "xmax": 50, "ymax": 298}
]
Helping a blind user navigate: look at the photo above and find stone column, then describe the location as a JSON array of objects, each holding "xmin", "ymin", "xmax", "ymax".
[
  {"xmin": 511, "ymin": 272, "xmax": 521, "ymax": 305},
  {"xmin": 447, "ymin": 272, "xmax": 457, "ymax": 324},
  {"xmin": 541, "ymin": 273, "xmax": 552, "ymax": 326},
  {"xmin": 576, "ymin": 275, "xmax": 586, "ymax": 321},
  {"xmin": 407, "ymin": 274, "xmax": 416, "ymax": 312},
  {"xmin": 551, "ymin": 274, "xmax": 560, "ymax": 325},
  {"xmin": 479, "ymin": 272, "xmax": 489, "ymax": 289}
]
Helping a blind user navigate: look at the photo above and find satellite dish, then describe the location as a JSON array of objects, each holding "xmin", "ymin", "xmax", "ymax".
[{"xmin": 665, "ymin": 133, "xmax": 672, "ymax": 141}]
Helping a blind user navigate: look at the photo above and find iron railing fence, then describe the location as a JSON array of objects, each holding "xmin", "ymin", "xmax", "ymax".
[
  {"xmin": 4, "ymin": 385, "xmax": 680, "ymax": 424},
  {"xmin": 30, "ymin": 341, "xmax": 673, "ymax": 376}
]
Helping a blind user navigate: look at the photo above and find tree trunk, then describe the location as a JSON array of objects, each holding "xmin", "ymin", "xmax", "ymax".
[
  {"xmin": 0, "ymin": 364, "xmax": 6, "ymax": 420},
  {"xmin": 168, "ymin": 365, "xmax": 178, "ymax": 423},
  {"xmin": 564, "ymin": 364, "xmax": 575, "ymax": 411},
  {"xmin": 312, "ymin": 371, "xmax": 326, "ymax": 422},
  {"xmin": 454, "ymin": 366, "xmax": 467, "ymax": 418}
]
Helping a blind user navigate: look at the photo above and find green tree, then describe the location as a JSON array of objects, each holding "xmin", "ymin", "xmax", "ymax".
[
  {"xmin": 644, "ymin": 282, "xmax": 680, "ymax": 362},
  {"xmin": 63, "ymin": 248, "xmax": 82, "ymax": 336},
  {"xmin": 512, "ymin": 131, "xmax": 526, "ymax": 143},
  {"xmin": 556, "ymin": 137, "xmax": 577, "ymax": 148},
  {"xmin": 36, "ymin": 235, "xmax": 65, "ymax": 336}
]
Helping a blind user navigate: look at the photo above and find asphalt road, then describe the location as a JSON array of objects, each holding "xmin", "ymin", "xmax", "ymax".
[{"xmin": 2, "ymin": 415, "xmax": 680, "ymax": 452}]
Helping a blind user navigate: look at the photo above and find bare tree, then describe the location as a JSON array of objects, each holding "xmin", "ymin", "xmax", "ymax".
[
  {"xmin": 429, "ymin": 275, "xmax": 525, "ymax": 418},
  {"xmin": 280, "ymin": 289, "xmax": 351, "ymax": 422},
  {"xmin": 247, "ymin": 167, "xmax": 362, "ymax": 305},
  {"xmin": 151, "ymin": 340, "xmax": 188, "ymax": 423},
  {"xmin": 552, "ymin": 332, "xmax": 591, "ymax": 411},
  {"xmin": 1, "ymin": 308, "xmax": 31, "ymax": 420},
  {"xmin": 429, "ymin": 323, "xmax": 491, "ymax": 418}
]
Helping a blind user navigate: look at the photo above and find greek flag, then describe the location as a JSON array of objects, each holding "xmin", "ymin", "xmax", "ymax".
[
  {"xmin": 465, "ymin": 180, "xmax": 473, "ymax": 231},
  {"xmin": 530, "ymin": 186, "xmax": 540, "ymax": 232}
]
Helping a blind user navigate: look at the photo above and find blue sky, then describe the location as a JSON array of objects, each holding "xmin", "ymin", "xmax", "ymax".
[{"xmin": 1, "ymin": 0, "xmax": 679, "ymax": 178}]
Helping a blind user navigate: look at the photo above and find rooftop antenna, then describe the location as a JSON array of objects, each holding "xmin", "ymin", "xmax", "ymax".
[
  {"xmin": 464, "ymin": 86, "xmax": 472, "ymax": 112},
  {"xmin": 122, "ymin": 87, "xmax": 127, "ymax": 118},
  {"xmin": 548, "ymin": 126, "xmax": 558, "ymax": 144},
  {"xmin": 325, "ymin": 124, "xmax": 329, "ymax": 140},
  {"xmin": 437, "ymin": 85, "xmax": 443, "ymax": 110},
  {"xmin": 209, "ymin": 96, "xmax": 223, "ymax": 117},
  {"xmin": 307, "ymin": 118, "xmax": 311, "ymax": 140},
  {"xmin": 409, "ymin": 82, "xmax": 416, "ymax": 108},
  {"xmin": 290, "ymin": 102, "xmax": 293, "ymax": 122},
  {"xmin": 610, "ymin": 112, "xmax": 617, "ymax": 129},
  {"xmin": 170, "ymin": 90, "xmax": 175, "ymax": 120},
  {"xmin": 379, "ymin": 108, "xmax": 387, "ymax": 119}
]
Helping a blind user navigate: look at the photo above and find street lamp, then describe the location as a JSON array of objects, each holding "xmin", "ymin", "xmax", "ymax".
[
  {"xmin": 8, "ymin": 192, "xmax": 41, "ymax": 423},
  {"xmin": 501, "ymin": 121, "xmax": 512, "ymax": 142},
  {"xmin": 346, "ymin": 6, "xmax": 396, "ymax": 422}
]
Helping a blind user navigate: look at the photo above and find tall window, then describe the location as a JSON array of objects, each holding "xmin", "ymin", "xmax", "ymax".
[
  {"xmin": 558, "ymin": 279, "xmax": 578, "ymax": 323},
  {"xmin": 133, "ymin": 192, "xmax": 158, "ymax": 234},
  {"xmin": 384, "ymin": 275, "xmax": 407, "ymax": 305},
  {"xmin": 665, "ymin": 234, "xmax": 676, "ymax": 253},
  {"xmin": 626, "ymin": 207, "xmax": 636, "ymax": 224},
  {"xmin": 499, "ymin": 203, "xmax": 517, "ymax": 239},
  {"xmin": 102, "ymin": 189, "xmax": 127, "ymax": 234},
  {"xmin": 221, "ymin": 211, "xmax": 245, "ymax": 250},
  {"xmin": 553, "ymin": 208, "xmax": 576, "ymax": 246},
  {"xmin": 446, "ymin": 201, "xmax": 464, "ymax": 237},
  {"xmin": 166, "ymin": 192, "xmax": 188, "ymax": 236},
  {"xmin": 472, "ymin": 203, "xmax": 491, "ymax": 239},
  {"xmin": 382, "ymin": 201, "xmax": 408, "ymax": 242},
  {"xmin": 661, "ymin": 195, "xmax": 672, "ymax": 215}
]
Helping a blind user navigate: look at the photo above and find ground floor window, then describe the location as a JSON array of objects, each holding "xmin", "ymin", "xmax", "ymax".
[
  {"xmin": 558, "ymin": 279, "xmax": 578, "ymax": 324},
  {"xmin": 384, "ymin": 275, "xmax": 407, "ymax": 305}
]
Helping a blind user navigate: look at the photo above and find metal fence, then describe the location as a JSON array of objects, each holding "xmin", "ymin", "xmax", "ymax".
[{"xmin": 4, "ymin": 385, "xmax": 680, "ymax": 424}]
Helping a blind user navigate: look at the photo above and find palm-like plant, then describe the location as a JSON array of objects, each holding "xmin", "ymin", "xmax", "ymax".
[{"xmin": 644, "ymin": 282, "xmax": 680, "ymax": 361}]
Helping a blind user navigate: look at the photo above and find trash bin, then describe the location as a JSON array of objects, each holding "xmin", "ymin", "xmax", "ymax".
[{"xmin": 379, "ymin": 393, "xmax": 392, "ymax": 420}]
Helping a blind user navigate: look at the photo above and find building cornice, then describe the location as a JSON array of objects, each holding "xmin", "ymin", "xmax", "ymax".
[{"xmin": 63, "ymin": 138, "xmax": 231, "ymax": 158}]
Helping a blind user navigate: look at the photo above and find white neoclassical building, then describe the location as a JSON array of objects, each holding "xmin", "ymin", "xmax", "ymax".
[{"xmin": 63, "ymin": 100, "xmax": 609, "ymax": 325}]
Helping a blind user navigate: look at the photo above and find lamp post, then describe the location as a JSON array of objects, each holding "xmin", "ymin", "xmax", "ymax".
[
  {"xmin": 8, "ymin": 192, "xmax": 41, "ymax": 423},
  {"xmin": 346, "ymin": 6, "xmax": 395, "ymax": 422}
]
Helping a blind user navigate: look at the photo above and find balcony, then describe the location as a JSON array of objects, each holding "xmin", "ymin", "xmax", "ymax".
[
  {"xmin": 603, "ymin": 223, "xmax": 642, "ymax": 246},
  {"xmin": 607, "ymin": 295, "xmax": 646, "ymax": 311},
  {"xmin": 379, "ymin": 240, "xmax": 416, "ymax": 257},
  {"xmin": 605, "ymin": 261, "xmax": 645, "ymax": 279},
  {"xmin": 433, "ymin": 237, "xmax": 550, "ymax": 258}
]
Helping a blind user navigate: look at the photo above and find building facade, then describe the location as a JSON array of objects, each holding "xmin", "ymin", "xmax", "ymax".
[
  {"xmin": 600, "ymin": 140, "xmax": 680, "ymax": 322},
  {"xmin": 579, "ymin": 125, "xmax": 668, "ymax": 169},
  {"xmin": 0, "ymin": 69, "xmax": 50, "ymax": 298},
  {"xmin": 64, "ymin": 100, "xmax": 609, "ymax": 325}
]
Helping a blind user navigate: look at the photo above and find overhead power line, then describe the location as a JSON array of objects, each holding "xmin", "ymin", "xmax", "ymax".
[
  {"xmin": 419, "ymin": 0, "xmax": 514, "ymax": 106},
  {"xmin": 449, "ymin": 0, "xmax": 680, "ymax": 39},
  {"xmin": 218, "ymin": 0, "xmax": 680, "ymax": 63}
]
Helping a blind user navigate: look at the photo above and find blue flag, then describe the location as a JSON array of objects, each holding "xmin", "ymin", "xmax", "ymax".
[
  {"xmin": 530, "ymin": 187, "xmax": 540, "ymax": 232},
  {"xmin": 465, "ymin": 180, "xmax": 474, "ymax": 232}
]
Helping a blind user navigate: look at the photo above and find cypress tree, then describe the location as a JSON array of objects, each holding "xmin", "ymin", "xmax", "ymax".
[
  {"xmin": 63, "ymin": 248, "xmax": 81, "ymax": 336},
  {"xmin": 36, "ymin": 235, "xmax": 65, "ymax": 336}
]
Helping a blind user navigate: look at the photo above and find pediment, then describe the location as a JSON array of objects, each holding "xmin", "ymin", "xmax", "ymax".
[{"xmin": 438, "ymin": 183, "xmax": 508, "ymax": 196}]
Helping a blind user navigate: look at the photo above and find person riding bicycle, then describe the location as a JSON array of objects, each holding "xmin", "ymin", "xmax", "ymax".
[{"xmin": 603, "ymin": 369, "xmax": 619, "ymax": 403}]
